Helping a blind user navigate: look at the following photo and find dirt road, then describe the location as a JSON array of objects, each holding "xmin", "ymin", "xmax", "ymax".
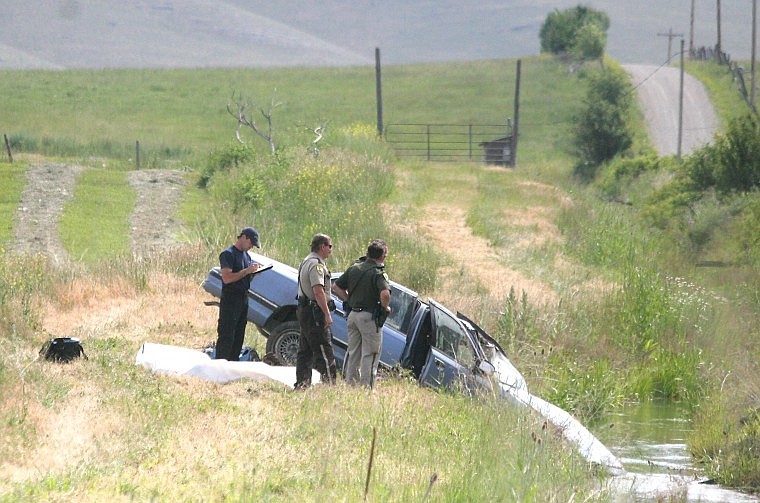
[
  {"xmin": 623, "ymin": 64, "xmax": 718, "ymax": 156},
  {"xmin": 11, "ymin": 164, "xmax": 187, "ymax": 261}
]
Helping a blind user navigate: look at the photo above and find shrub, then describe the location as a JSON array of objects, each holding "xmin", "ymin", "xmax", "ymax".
[
  {"xmin": 685, "ymin": 114, "xmax": 760, "ymax": 194},
  {"xmin": 573, "ymin": 68, "xmax": 633, "ymax": 173},
  {"xmin": 596, "ymin": 154, "xmax": 665, "ymax": 202},
  {"xmin": 231, "ymin": 170, "xmax": 266, "ymax": 210},
  {"xmin": 613, "ymin": 264, "xmax": 680, "ymax": 356},
  {"xmin": 198, "ymin": 143, "xmax": 256, "ymax": 188}
]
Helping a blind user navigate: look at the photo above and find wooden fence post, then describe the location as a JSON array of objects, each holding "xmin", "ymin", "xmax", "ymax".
[
  {"xmin": 4, "ymin": 134, "xmax": 12, "ymax": 163},
  {"xmin": 511, "ymin": 59, "xmax": 521, "ymax": 168}
]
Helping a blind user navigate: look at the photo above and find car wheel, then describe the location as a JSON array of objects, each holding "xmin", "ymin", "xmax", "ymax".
[{"xmin": 265, "ymin": 321, "xmax": 300, "ymax": 366}]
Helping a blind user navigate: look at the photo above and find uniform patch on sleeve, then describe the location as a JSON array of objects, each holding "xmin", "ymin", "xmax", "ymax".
[{"xmin": 316, "ymin": 264, "xmax": 325, "ymax": 276}]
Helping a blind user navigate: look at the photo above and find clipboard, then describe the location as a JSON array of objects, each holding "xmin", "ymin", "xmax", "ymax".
[{"xmin": 251, "ymin": 263, "xmax": 273, "ymax": 276}]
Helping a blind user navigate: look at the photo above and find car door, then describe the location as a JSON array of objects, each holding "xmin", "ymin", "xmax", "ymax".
[{"xmin": 417, "ymin": 299, "xmax": 483, "ymax": 391}]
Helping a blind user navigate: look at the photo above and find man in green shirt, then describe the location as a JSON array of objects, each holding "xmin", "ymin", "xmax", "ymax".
[{"xmin": 332, "ymin": 239, "xmax": 391, "ymax": 389}]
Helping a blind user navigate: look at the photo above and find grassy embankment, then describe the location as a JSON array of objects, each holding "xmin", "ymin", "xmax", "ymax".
[{"xmin": 1, "ymin": 55, "xmax": 758, "ymax": 498}]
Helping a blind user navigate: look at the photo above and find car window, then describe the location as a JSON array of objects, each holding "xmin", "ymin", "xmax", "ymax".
[
  {"xmin": 387, "ymin": 286, "xmax": 416, "ymax": 333},
  {"xmin": 430, "ymin": 303, "xmax": 476, "ymax": 369}
]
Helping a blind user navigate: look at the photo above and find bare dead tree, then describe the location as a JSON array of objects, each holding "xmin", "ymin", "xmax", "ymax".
[{"xmin": 226, "ymin": 91, "xmax": 281, "ymax": 153}]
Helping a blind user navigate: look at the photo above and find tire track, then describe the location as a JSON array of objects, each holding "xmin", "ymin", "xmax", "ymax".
[
  {"xmin": 10, "ymin": 164, "xmax": 187, "ymax": 261},
  {"xmin": 127, "ymin": 169, "xmax": 187, "ymax": 256},
  {"xmin": 11, "ymin": 162, "xmax": 86, "ymax": 264}
]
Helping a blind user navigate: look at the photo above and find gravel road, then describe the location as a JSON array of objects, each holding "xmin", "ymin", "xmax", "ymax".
[{"xmin": 623, "ymin": 64, "xmax": 718, "ymax": 157}]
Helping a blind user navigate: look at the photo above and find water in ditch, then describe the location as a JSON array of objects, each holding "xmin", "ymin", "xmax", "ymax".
[{"xmin": 598, "ymin": 401, "xmax": 758, "ymax": 501}]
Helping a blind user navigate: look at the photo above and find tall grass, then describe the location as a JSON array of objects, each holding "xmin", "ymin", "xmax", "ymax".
[{"xmin": 0, "ymin": 251, "xmax": 47, "ymax": 339}]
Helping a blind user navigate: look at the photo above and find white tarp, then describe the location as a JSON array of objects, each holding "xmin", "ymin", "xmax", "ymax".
[
  {"xmin": 135, "ymin": 342, "xmax": 320, "ymax": 386},
  {"xmin": 510, "ymin": 388, "xmax": 625, "ymax": 475}
]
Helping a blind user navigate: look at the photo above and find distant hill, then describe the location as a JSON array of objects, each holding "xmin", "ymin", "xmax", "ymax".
[{"xmin": 0, "ymin": 0, "xmax": 753, "ymax": 70}]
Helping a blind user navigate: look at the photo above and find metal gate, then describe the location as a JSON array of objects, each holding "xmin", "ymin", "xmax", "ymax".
[{"xmin": 383, "ymin": 123, "xmax": 512, "ymax": 164}]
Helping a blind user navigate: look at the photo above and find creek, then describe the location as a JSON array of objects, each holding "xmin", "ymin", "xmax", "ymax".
[{"xmin": 598, "ymin": 401, "xmax": 758, "ymax": 501}]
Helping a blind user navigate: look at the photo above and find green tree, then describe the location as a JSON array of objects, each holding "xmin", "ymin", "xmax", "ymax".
[
  {"xmin": 573, "ymin": 69, "xmax": 633, "ymax": 174},
  {"xmin": 572, "ymin": 23, "xmax": 606, "ymax": 62},
  {"xmin": 539, "ymin": 5, "xmax": 610, "ymax": 60}
]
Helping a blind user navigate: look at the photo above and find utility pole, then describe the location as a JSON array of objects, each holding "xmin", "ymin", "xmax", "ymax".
[
  {"xmin": 689, "ymin": 0, "xmax": 695, "ymax": 55},
  {"xmin": 658, "ymin": 28, "xmax": 684, "ymax": 61},
  {"xmin": 752, "ymin": 0, "xmax": 757, "ymax": 110},
  {"xmin": 678, "ymin": 38, "xmax": 685, "ymax": 162},
  {"xmin": 716, "ymin": 0, "xmax": 722, "ymax": 58},
  {"xmin": 375, "ymin": 47, "xmax": 383, "ymax": 137}
]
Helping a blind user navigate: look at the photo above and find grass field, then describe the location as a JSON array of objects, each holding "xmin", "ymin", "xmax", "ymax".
[
  {"xmin": 0, "ymin": 57, "xmax": 595, "ymax": 167},
  {"xmin": 1, "ymin": 55, "xmax": 758, "ymax": 499}
]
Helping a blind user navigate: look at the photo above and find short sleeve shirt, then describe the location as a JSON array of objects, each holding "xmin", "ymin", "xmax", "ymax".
[
  {"xmin": 219, "ymin": 245, "xmax": 253, "ymax": 293},
  {"xmin": 335, "ymin": 259, "xmax": 389, "ymax": 309},
  {"xmin": 298, "ymin": 252, "xmax": 330, "ymax": 301}
]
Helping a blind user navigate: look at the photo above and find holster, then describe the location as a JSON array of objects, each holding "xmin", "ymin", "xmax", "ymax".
[
  {"xmin": 372, "ymin": 304, "xmax": 389, "ymax": 329},
  {"xmin": 310, "ymin": 302, "xmax": 324, "ymax": 327}
]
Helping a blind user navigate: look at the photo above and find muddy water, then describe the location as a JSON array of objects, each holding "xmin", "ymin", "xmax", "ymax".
[{"xmin": 599, "ymin": 402, "xmax": 759, "ymax": 501}]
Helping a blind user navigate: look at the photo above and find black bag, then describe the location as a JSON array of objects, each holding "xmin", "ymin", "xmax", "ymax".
[{"xmin": 40, "ymin": 337, "xmax": 88, "ymax": 363}]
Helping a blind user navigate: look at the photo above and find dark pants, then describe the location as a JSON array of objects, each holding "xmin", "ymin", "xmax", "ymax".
[
  {"xmin": 295, "ymin": 303, "xmax": 336, "ymax": 388},
  {"xmin": 215, "ymin": 288, "xmax": 248, "ymax": 361}
]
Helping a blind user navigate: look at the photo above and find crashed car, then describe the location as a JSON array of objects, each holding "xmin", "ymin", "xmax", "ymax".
[
  {"xmin": 202, "ymin": 252, "xmax": 525, "ymax": 392},
  {"xmin": 201, "ymin": 252, "xmax": 624, "ymax": 474}
]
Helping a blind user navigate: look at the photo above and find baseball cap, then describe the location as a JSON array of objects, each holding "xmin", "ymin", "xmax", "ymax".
[{"xmin": 239, "ymin": 227, "xmax": 260, "ymax": 248}]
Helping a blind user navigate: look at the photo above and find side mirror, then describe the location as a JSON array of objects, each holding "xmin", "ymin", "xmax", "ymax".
[{"xmin": 478, "ymin": 360, "xmax": 495, "ymax": 375}]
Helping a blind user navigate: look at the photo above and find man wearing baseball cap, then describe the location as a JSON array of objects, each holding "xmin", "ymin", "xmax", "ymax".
[{"xmin": 214, "ymin": 227, "xmax": 261, "ymax": 360}]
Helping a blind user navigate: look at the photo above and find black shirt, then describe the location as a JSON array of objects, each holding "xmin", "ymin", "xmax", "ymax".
[{"xmin": 219, "ymin": 245, "xmax": 253, "ymax": 293}]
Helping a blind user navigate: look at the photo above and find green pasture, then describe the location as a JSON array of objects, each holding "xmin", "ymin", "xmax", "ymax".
[{"xmin": 0, "ymin": 56, "xmax": 589, "ymax": 166}]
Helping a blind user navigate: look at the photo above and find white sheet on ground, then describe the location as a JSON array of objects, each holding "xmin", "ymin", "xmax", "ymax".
[{"xmin": 135, "ymin": 342, "xmax": 320, "ymax": 386}]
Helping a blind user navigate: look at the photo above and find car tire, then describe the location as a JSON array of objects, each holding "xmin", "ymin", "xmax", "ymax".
[{"xmin": 266, "ymin": 321, "xmax": 300, "ymax": 366}]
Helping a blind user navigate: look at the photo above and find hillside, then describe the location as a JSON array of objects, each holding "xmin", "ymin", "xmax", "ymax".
[{"xmin": 0, "ymin": 0, "xmax": 754, "ymax": 70}]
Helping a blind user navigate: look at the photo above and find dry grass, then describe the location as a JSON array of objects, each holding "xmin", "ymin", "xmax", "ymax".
[
  {"xmin": 44, "ymin": 273, "xmax": 218, "ymax": 348},
  {"xmin": 418, "ymin": 203, "xmax": 559, "ymax": 308}
]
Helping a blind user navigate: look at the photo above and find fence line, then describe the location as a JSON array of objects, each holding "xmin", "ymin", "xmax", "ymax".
[
  {"xmin": 690, "ymin": 46, "xmax": 756, "ymax": 114},
  {"xmin": 383, "ymin": 123, "xmax": 513, "ymax": 164}
]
